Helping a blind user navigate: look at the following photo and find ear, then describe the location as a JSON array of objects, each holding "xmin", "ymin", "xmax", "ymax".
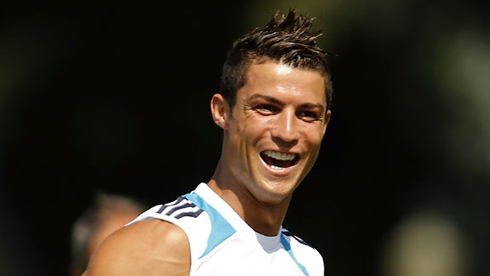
[
  {"xmin": 210, "ymin": 93, "xmax": 229, "ymax": 130},
  {"xmin": 322, "ymin": 109, "xmax": 332, "ymax": 135}
]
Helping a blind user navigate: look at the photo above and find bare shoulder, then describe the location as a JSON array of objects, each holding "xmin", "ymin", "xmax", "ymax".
[{"xmin": 82, "ymin": 219, "xmax": 190, "ymax": 276}]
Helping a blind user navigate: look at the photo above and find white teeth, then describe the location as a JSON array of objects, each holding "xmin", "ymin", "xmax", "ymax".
[
  {"xmin": 270, "ymin": 165, "xmax": 284, "ymax": 171},
  {"xmin": 263, "ymin": 150, "xmax": 296, "ymax": 161}
]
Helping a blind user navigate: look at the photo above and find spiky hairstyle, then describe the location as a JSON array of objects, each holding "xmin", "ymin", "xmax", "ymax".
[{"xmin": 219, "ymin": 9, "xmax": 333, "ymax": 109}]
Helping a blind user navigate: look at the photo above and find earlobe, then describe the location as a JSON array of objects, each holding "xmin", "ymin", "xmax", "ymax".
[{"xmin": 210, "ymin": 93, "xmax": 228, "ymax": 130}]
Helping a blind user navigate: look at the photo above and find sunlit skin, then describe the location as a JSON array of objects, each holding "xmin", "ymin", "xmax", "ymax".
[
  {"xmin": 209, "ymin": 60, "xmax": 331, "ymax": 236},
  {"xmin": 73, "ymin": 209, "xmax": 140, "ymax": 276},
  {"xmin": 86, "ymin": 209, "xmax": 142, "ymax": 261}
]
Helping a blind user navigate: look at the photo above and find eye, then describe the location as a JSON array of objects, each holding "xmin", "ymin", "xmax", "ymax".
[
  {"xmin": 255, "ymin": 104, "xmax": 279, "ymax": 115},
  {"xmin": 298, "ymin": 110, "xmax": 320, "ymax": 122}
]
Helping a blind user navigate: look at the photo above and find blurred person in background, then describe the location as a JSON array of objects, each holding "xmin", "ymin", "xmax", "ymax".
[
  {"xmin": 69, "ymin": 192, "xmax": 146, "ymax": 276},
  {"xmin": 82, "ymin": 8, "xmax": 333, "ymax": 276}
]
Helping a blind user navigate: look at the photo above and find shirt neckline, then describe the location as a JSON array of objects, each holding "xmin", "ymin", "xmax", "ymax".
[{"xmin": 194, "ymin": 182, "xmax": 282, "ymax": 251}]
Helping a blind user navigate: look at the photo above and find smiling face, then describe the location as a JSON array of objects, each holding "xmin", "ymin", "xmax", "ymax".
[{"xmin": 212, "ymin": 60, "xmax": 331, "ymax": 204}]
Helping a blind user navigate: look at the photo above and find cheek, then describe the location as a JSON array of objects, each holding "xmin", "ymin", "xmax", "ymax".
[
  {"xmin": 302, "ymin": 126, "xmax": 326, "ymax": 150},
  {"xmin": 313, "ymin": 130, "xmax": 326, "ymax": 144},
  {"xmin": 238, "ymin": 115, "xmax": 272, "ymax": 140},
  {"xmin": 242, "ymin": 126, "xmax": 268, "ymax": 148},
  {"xmin": 228, "ymin": 121, "xmax": 263, "ymax": 154},
  {"xmin": 304, "ymin": 128, "xmax": 325, "ymax": 158}
]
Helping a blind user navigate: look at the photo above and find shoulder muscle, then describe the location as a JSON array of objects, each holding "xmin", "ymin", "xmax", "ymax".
[{"xmin": 83, "ymin": 219, "xmax": 190, "ymax": 276}]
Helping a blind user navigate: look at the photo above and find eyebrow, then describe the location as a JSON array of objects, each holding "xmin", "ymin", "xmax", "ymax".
[
  {"xmin": 248, "ymin": 94, "xmax": 325, "ymax": 113},
  {"xmin": 249, "ymin": 94, "xmax": 282, "ymax": 104}
]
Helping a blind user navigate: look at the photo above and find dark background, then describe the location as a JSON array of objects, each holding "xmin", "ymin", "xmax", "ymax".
[{"xmin": 1, "ymin": 1, "xmax": 489, "ymax": 276}]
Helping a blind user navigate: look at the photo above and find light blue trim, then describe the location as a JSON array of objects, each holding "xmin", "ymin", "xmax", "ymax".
[
  {"xmin": 185, "ymin": 192, "xmax": 236, "ymax": 258},
  {"xmin": 280, "ymin": 234, "xmax": 309, "ymax": 276}
]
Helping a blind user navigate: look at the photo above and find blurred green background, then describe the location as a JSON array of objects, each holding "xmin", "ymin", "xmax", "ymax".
[{"xmin": 0, "ymin": 1, "xmax": 488, "ymax": 275}]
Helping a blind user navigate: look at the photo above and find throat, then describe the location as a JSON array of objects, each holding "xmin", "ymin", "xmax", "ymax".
[{"xmin": 241, "ymin": 195, "xmax": 292, "ymax": 236}]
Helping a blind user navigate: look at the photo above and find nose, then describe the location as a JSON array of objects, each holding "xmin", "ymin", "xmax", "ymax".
[{"xmin": 271, "ymin": 109, "xmax": 300, "ymax": 145}]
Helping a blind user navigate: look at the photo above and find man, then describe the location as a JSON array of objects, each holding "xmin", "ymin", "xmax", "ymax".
[
  {"xmin": 83, "ymin": 9, "xmax": 332, "ymax": 276},
  {"xmin": 70, "ymin": 192, "xmax": 146, "ymax": 276}
]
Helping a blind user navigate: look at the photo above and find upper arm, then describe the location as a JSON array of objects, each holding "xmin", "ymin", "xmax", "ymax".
[{"xmin": 82, "ymin": 219, "xmax": 190, "ymax": 276}]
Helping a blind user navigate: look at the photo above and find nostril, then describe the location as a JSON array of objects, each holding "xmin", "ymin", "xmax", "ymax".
[
  {"xmin": 272, "ymin": 136, "xmax": 298, "ymax": 148},
  {"xmin": 271, "ymin": 123, "xmax": 300, "ymax": 143},
  {"xmin": 271, "ymin": 126, "xmax": 300, "ymax": 144}
]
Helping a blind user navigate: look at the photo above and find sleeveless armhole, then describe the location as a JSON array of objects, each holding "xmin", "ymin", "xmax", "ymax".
[{"xmin": 128, "ymin": 195, "xmax": 213, "ymax": 263}]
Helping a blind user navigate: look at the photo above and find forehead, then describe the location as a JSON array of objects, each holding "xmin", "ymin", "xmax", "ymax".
[{"xmin": 240, "ymin": 61, "xmax": 327, "ymax": 104}]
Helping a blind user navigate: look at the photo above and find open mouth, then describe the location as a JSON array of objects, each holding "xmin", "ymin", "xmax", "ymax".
[{"xmin": 260, "ymin": 150, "xmax": 299, "ymax": 170}]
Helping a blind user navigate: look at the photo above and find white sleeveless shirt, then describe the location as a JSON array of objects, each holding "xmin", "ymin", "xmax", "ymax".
[{"xmin": 129, "ymin": 183, "xmax": 324, "ymax": 276}]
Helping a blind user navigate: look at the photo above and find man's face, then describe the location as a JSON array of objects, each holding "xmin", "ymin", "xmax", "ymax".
[{"xmin": 221, "ymin": 61, "xmax": 331, "ymax": 203}]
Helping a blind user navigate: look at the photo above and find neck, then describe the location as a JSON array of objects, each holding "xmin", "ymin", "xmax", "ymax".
[{"xmin": 207, "ymin": 159, "xmax": 292, "ymax": 236}]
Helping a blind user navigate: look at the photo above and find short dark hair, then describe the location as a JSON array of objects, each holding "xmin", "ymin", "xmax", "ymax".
[{"xmin": 219, "ymin": 9, "xmax": 333, "ymax": 109}]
